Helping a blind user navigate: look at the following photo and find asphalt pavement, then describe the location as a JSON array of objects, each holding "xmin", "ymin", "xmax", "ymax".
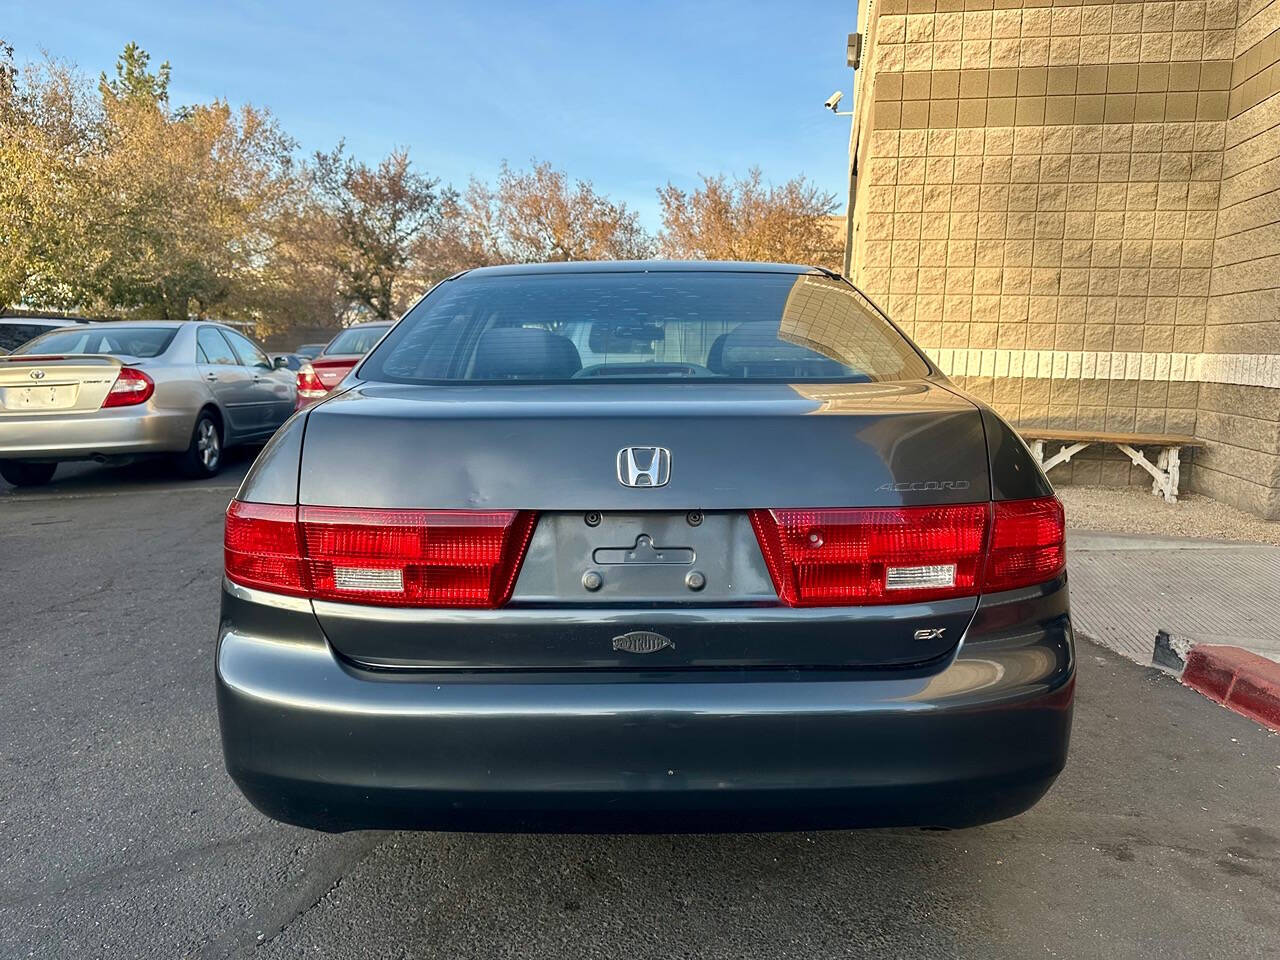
[{"xmin": 2, "ymin": 462, "xmax": 1279, "ymax": 959}]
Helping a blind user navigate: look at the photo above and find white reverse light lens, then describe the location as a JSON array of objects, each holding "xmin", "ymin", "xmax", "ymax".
[
  {"xmin": 333, "ymin": 567, "xmax": 404, "ymax": 592},
  {"xmin": 886, "ymin": 564, "xmax": 956, "ymax": 591}
]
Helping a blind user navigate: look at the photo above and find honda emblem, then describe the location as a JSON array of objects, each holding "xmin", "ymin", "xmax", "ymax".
[{"xmin": 616, "ymin": 446, "xmax": 671, "ymax": 488}]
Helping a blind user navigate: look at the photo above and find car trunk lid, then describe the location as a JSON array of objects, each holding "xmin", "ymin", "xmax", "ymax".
[
  {"xmin": 298, "ymin": 381, "xmax": 989, "ymax": 510},
  {"xmin": 0, "ymin": 355, "xmax": 125, "ymax": 414},
  {"xmin": 308, "ymin": 355, "xmax": 361, "ymax": 390},
  {"xmin": 296, "ymin": 380, "xmax": 991, "ymax": 670}
]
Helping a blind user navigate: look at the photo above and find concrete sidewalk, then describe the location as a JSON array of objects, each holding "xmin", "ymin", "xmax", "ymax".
[
  {"xmin": 1067, "ymin": 529, "xmax": 1280, "ymax": 730},
  {"xmin": 1067, "ymin": 530, "xmax": 1280, "ymax": 665}
]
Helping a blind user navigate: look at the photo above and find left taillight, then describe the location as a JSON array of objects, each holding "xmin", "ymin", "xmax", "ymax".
[
  {"xmin": 101, "ymin": 367, "xmax": 155, "ymax": 408},
  {"xmin": 224, "ymin": 501, "xmax": 538, "ymax": 608},
  {"xmin": 224, "ymin": 502, "xmax": 309, "ymax": 596}
]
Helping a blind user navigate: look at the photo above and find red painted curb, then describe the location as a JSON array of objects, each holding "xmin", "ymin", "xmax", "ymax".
[{"xmin": 1182, "ymin": 644, "xmax": 1280, "ymax": 733}]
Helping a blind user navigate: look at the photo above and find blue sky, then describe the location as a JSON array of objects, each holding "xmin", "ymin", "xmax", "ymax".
[{"xmin": 3, "ymin": 0, "xmax": 856, "ymax": 228}]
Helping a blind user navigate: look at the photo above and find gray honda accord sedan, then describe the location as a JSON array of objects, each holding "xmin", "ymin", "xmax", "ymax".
[{"xmin": 217, "ymin": 262, "xmax": 1074, "ymax": 833}]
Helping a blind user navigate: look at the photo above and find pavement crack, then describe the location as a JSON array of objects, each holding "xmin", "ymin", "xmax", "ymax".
[
  {"xmin": 192, "ymin": 832, "xmax": 382, "ymax": 959},
  {"xmin": 0, "ymin": 828, "xmax": 284, "ymax": 909}
]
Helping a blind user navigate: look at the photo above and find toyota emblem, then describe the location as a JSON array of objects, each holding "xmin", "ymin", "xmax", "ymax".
[{"xmin": 29, "ymin": 369, "xmax": 45, "ymax": 380}]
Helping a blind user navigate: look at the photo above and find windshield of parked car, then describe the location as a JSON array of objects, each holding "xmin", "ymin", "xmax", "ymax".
[
  {"xmin": 360, "ymin": 272, "xmax": 930, "ymax": 384},
  {"xmin": 13, "ymin": 326, "xmax": 178, "ymax": 358},
  {"xmin": 324, "ymin": 326, "xmax": 390, "ymax": 356},
  {"xmin": 0, "ymin": 322, "xmax": 70, "ymax": 352}
]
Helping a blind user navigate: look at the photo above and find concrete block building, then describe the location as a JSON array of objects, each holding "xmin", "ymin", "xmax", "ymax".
[{"xmin": 846, "ymin": 0, "xmax": 1280, "ymax": 517}]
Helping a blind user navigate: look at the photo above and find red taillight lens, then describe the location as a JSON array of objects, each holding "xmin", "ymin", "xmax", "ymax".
[
  {"xmin": 749, "ymin": 496, "xmax": 1065, "ymax": 607},
  {"xmin": 749, "ymin": 505, "xmax": 990, "ymax": 606},
  {"xmin": 101, "ymin": 367, "xmax": 155, "ymax": 407},
  {"xmin": 224, "ymin": 502, "xmax": 309, "ymax": 596},
  {"xmin": 299, "ymin": 507, "xmax": 537, "ymax": 607},
  {"xmin": 223, "ymin": 501, "xmax": 538, "ymax": 608},
  {"xmin": 296, "ymin": 364, "xmax": 327, "ymax": 398},
  {"xmin": 985, "ymin": 497, "xmax": 1066, "ymax": 592}
]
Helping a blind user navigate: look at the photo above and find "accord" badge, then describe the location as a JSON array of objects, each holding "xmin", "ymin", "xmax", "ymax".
[{"xmin": 612, "ymin": 630, "xmax": 674, "ymax": 654}]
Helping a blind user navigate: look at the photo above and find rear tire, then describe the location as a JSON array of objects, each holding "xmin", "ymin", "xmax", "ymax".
[
  {"xmin": 179, "ymin": 412, "xmax": 223, "ymax": 478},
  {"xmin": 0, "ymin": 460, "xmax": 58, "ymax": 487}
]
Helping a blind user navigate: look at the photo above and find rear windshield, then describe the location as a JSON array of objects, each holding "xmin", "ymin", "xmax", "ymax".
[
  {"xmin": 324, "ymin": 326, "xmax": 390, "ymax": 356},
  {"xmin": 360, "ymin": 272, "xmax": 929, "ymax": 384},
  {"xmin": 14, "ymin": 326, "xmax": 177, "ymax": 358},
  {"xmin": 0, "ymin": 322, "xmax": 68, "ymax": 351}
]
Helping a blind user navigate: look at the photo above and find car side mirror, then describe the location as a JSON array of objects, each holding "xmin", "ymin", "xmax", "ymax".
[{"xmin": 273, "ymin": 356, "xmax": 290, "ymax": 370}]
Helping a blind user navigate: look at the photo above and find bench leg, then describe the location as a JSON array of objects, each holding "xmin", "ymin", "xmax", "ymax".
[
  {"xmin": 1041, "ymin": 441, "xmax": 1090, "ymax": 473},
  {"xmin": 1165, "ymin": 447, "xmax": 1181, "ymax": 503},
  {"xmin": 1118, "ymin": 443, "xmax": 1180, "ymax": 504}
]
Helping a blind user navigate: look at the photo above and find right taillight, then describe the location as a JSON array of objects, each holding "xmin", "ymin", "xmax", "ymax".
[
  {"xmin": 984, "ymin": 496, "xmax": 1066, "ymax": 592},
  {"xmin": 224, "ymin": 501, "xmax": 538, "ymax": 608},
  {"xmin": 749, "ymin": 504, "xmax": 990, "ymax": 607},
  {"xmin": 296, "ymin": 363, "xmax": 327, "ymax": 399},
  {"xmin": 749, "ymin": 496, "xmax": 1065, "ymax": 607},
  {"xmin": 101, "ymin": 367, "xmax": 155, "ymax": 408}
]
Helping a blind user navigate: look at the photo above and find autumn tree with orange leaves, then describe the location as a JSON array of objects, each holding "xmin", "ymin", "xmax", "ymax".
[
  {"xmin": 657, "ymin": 168, "xmax": 842, "ymax": 271},
  {"xmin": 3, "ymin": 42, "xmax": 844, "ymax": 334}
]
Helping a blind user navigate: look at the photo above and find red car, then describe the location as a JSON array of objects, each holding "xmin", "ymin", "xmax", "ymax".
[{"xmin": 295, "ymin": 322, "xmax": 391, "ymax": 410}]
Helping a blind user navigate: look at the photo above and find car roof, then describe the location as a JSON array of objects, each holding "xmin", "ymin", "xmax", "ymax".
[
  {"xmin": 456, "ymin": 260, "xmax": 833, "ymax": 279},
  {"xmin": 40, "ymin": 319, "xmax": 185, "ymax": 329},
  {"xmin": 37, "ymin": 319, "xmax": 243, "ymax": 331},
  {"xmin": 0, "ymin": 317, "xmax": 87, "ymax": 325}
]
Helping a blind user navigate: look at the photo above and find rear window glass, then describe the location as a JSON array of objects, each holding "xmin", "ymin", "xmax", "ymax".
[
  {"xmin": 324, "ymin": 326, "xmax": 390, "ymax": 356},
  {"xmin": 14, "ymin": 326, "xmax": 177, "ymax": 358},
  {"xmin": 360, "ymin": 272, "xmax": 929, "ymax": 384},
  {"xmin": 0, "ymin": 322, "xmax": 67, "ymax": 351}
]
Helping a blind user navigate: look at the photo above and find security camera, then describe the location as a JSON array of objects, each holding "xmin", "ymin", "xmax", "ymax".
[{"xmin": 824, "ymin": 90, "xmax": 844, "ymax": 111}]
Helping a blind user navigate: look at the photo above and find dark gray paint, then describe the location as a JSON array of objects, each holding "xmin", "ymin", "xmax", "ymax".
[
  {"xmin": 217, "ymin": 577, "xmax": 1072, "ymax": 832},
  {"xmin": 235, "ymin": 409, "xmax": 307, "ymax": 504},
  {"xmin": 296, "ymin": 380, "xmax": 991, "ymax": 510},
  {"xmin": 978, "ymin": 404, "xmax": 1057, "ymax": 501}
]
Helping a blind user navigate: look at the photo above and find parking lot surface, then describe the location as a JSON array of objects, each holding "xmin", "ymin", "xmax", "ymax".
[{"xmin": 3, "ymin": 465, "xmax": 1279, "ymax": 959}]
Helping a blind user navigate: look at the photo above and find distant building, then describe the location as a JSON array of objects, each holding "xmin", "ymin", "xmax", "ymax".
[{"xmin": 846, "ymin": 0, "xmax": 1280, "ymax": 518}]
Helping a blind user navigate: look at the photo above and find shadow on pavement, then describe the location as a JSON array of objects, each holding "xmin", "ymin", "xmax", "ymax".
[{"xmin": 0, "ymin": 446, "xmax": 259, "ymax": 497}]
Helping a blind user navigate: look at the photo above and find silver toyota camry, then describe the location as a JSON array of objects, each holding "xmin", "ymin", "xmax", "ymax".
[{"xmin": 0, "ymin": 321, "xmax": 296, "ymax": 486}]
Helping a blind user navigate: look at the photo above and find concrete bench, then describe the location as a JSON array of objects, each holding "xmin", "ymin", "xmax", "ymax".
[{"xmin": 1019, "ymin": 429, "xmax": 1202, "ymax": 504}]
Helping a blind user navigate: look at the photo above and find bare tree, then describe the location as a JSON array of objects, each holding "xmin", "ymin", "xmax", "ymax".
[{"xmin": 657, "ymin": 168, "xmax": 841, "ymax": 271}]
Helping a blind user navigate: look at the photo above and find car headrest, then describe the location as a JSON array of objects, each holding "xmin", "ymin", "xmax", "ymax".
[
  {"xmin": 706, "ymin": 332, "xmax": 729, "ymax": 372},
  {"xmin": 472, "ymin": 327, "xmax": 582, "ymax": 380},
  {"xmin": 710, "ymin": 323, "xmax": 848, "ymax": 378}
]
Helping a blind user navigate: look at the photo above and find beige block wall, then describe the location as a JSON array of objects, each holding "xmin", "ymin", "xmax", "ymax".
[
  {"xmin": 1198, "ymin": 0, "xmax": 1280, "ymax": 516},
  {"xmin": 848, "ymin": 0, "xmax": 1280, "ymax": 517}
]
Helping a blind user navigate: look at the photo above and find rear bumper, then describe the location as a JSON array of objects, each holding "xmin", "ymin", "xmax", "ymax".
[
  {"xmin": 0, "ymin": 406, "xmax": 192, "ymax": 460},
  {"xmin": 216, "ymin": 579, "xmax": 1075, "ymax": 833}
]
